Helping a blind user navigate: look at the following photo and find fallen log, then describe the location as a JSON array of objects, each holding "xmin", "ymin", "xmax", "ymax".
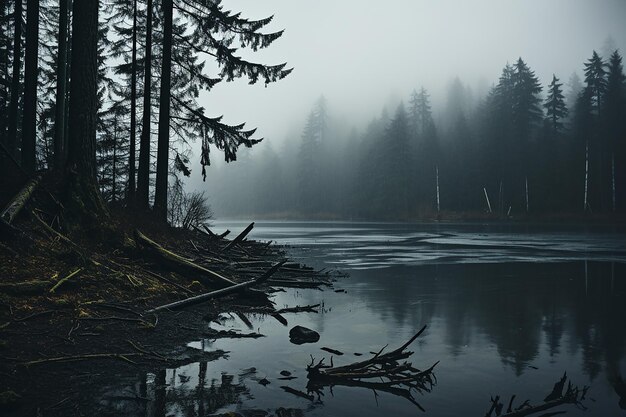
[
  {"xmin": 222, "ymin": 222, "xmax": 254, "ymax": 252},
  {"xmin": 1, "ymin": 175, "xmax": 41, "ymax": 224},
  {"xmin": 219, "ymin": 229, "xmax": 231, "ymax": 238},
  {"xmin": 134, "ymin": 229, "xmax": 235, "ymax": 288},
  {"xmin": 145, "ymin": 261, "xmax": 285, "ymax": 314}
]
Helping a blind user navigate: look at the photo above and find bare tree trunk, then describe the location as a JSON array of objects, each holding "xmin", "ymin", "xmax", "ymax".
[
  {"xmin": 435, "ymin": 165, "xmax": 440, "ymax": 213},
  {"xmin": 0, "ymin": 0, "xmax": 9, "ymax": 146},
  {"xmin": 54, "ymin": 0, "xmax": 69, "ymax": 169},
  {"xmin": 7, "ymin": 0, "xmax": 22, "ymax": 158},
  {"xmin": 21, "ymin": 0, "xmax": 39, "ymax": 174},
  {"xmin": 136, "ymin": 0, "xmax": 153, "ymax": 209},
  {"xmin": 612, "ymin": 153, "xmax": 616, "ymax": 212},
  {"xmin": 154, "ymin": 0, "xmax": 173, "ymax": 221},
  {"xmin": 525, "ymin": 176, "xmax": 529, "ymax": 213},
  {"xmin": 112, "ymin": 113, "xmax": 118, "ymax": 203},
  {"xmin": 584, "ymin": 140, "xmax": 589, "ymax": 212},
  {"xmin": 127, "ymin": 0, "xmax": 137, "ymax": 202},
  {"xmin": 483, "ymin": 187, "xmax": 492, "ymax": 213}
]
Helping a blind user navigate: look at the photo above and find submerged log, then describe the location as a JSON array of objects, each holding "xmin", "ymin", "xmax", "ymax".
[
  {"xmin": 135, "ymin": 229, "xmax": 235, "ymax": 288},
  {"xmin": 145, "ymin": 261, "xmax": 285, "ymax": 314},
  {"xmin": 1, "ymin": 175, "xmax": 41, "ymax": 224},
  {"xmin": 222, "ymin": 222, "xmax": 254, "ymax": 252}
]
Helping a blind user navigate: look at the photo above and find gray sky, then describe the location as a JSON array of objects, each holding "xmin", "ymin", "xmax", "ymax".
[{"xmin": 191, "ymin": 0, "xmax": 626, "ymax": 177}]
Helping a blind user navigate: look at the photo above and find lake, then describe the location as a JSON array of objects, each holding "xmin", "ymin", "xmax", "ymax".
[{"xmin": 99, "ymin": 221, "xmax": 626, "ymax": 416}]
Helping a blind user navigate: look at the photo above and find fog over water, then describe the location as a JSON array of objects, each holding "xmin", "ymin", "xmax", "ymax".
[
  {"xmin": 181, "ymin": 0, "xmax": 626, "ymax": 219},
  {"xmin": 192, "ymin": 0, "xmax": 626, "ymax": 153}
]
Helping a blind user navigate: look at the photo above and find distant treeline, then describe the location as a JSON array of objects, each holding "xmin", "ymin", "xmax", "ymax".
[{"xmin": 209, "ymin": 51, "xmax": 626, "ymax": 220}]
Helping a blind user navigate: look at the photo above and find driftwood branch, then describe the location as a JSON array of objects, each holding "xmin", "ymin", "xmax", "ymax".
[
  {"xmin": 145, "ymin": 261, "xmax": 285, "ymax": 314},
  {"xmin": 306, "ymin": 325, "xmax": 437, "ymax": 410},
  {"xmin": 485, "ymin": 372, "xmax": 588, "ymax": 417},
  {"xmin": 222, "ymin": 222, "xmax": 254, "ymax": 252}
]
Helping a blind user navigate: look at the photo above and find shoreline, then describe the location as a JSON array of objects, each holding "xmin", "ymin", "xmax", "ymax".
[{"xmin": 0, "ymin": 218, "xmax": 335, "ymax": 416}]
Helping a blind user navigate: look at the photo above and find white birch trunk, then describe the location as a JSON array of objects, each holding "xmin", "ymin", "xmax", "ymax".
[{"xmin": 483, "ymin": 188, "xmax": 492, "ymax": 213}]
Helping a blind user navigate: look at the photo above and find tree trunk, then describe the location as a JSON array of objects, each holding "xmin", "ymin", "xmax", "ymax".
[
  {"xmin": 21, "ymin": 0, "xmax": 39, "ymax": 174},
  {"xmin": 7, "ymin": 0, "xmax": 22, "ymax": 158},
  {"xmin": 154, "ymin": 0, "xmax": 172, "ymax": 221},
  {"xmin": 65, "ymin": 0, "xmax": 107, "ymax": 221},
  {"xmin": 0, "ymin": 0, "xmax": 9, "ymax": 147},
  {"xmin": 136, "ymin": 0, "xmax": 153, "ymax": 209},
  {"xmin": 127, "ymin": 0, "xmax": 137, "ymax": 202},
  {"xmin": 112, "ymin": 113, "xmax": 118, "ymax": 203},
  {"xmin": 54, "ymin": 0, "xmax": 69, "ymax": 169}
]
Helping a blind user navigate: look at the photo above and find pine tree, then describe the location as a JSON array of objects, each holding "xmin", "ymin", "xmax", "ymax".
[
  {"xmin": 565, "ymin": 72, "xmax": 583, "ymax": 120},
  {"xmin": 152, "ymin": 0, "xmax": 292, "ymax": 220},
  {"xmin": 65, "ymin": 0, "xmax": 107, "ymax": 220},
  {"xmin": 382, "ymin": 103, "xmax": 412, "ymax": 217},
  {"xmin": 297, "ymin": 98, "xmax": 327, "ymax": 214},
  {"xmin": 603, "ymin": 50, "xmax": 626, "ymax": 211},
  {"xmin": 544, "ymin": 74, "xmax": 567, "ymax": 134},
  {"xmin": 583, "ymin": 50, "xmax": 607, "ymax": 113},
  {"xmin": 512, "ymin": 58, "xmax": 543, "ymax": 140},
  {"xmin": 54, "ymin": 0, "xmax": 70, "ymax": 169},
  {"xmin": 135, "ymin": 0, "xmax": 153, "ymax": 209}
]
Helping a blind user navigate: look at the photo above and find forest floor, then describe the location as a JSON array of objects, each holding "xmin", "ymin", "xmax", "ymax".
[{"xmin": 0, "ymin": 187, "xmax": 335, "ymax": 416}]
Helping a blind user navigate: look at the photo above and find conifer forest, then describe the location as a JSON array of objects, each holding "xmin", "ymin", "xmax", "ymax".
[{"xmin": 0, "ymin": 1, "xmax": 626, "ymax": 417}]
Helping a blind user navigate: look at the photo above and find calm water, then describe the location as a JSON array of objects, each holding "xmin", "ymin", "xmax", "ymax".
[{"xmin": 99, "ymin": 221, "xmax": 626, "ymax": 416}]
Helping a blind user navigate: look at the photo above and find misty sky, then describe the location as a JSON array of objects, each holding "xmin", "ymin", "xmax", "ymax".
[{"xmin": 190, "ymin": 0, "xmax": 626, "ymax": 185}]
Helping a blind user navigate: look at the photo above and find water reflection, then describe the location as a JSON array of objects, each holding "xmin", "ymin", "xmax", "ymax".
[{"xmin": 98, "ymin": 222, "xmax": 626, "ymax": 416}]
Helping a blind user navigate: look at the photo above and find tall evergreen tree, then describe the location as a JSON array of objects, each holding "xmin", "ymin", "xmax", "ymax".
[
  {"xmin": 135, "ymin": 0, "xmax": 153, "ymax": 209},
  {"xmin": 54, "ymin": 0, "xmax": 70, "ymax": 169},
  {"xmin": 65, "ymin": 0, "xmax": 107, "ymax": 220},
  {"xmin": 544, "ymin": 74, "xmax": 567, "ymax": 134},
  {"xmin": 583, "ymin": 50, "xmax": 607, "ymax": 113},
  {"xmin": 603, "ymin": 50, "xmax": 626, "ymax": 211},
  {"xmin": 152, "ymin": 0, "xmax": 292, "ymax": 220}
]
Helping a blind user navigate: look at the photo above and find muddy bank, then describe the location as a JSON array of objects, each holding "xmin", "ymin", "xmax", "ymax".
[{"xmin": 0, "ymin": 213, "xmax": 335, "ymax": 416}]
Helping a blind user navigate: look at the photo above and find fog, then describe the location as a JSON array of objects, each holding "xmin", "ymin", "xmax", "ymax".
[{"xmin": 185, "ymin": 0, "xmax": 626, "ymax": 218}]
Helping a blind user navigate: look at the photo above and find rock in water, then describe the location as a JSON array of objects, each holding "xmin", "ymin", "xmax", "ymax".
[{"xmin": 289, "ymin": 325, "xmax": 320, "ymax": 345}]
